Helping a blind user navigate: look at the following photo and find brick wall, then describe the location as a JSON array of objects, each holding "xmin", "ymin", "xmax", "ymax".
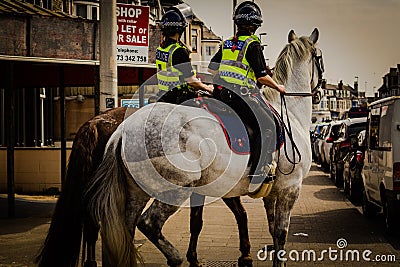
[
  {"xmin": 30, "ymin": 16, "xmax": 99, "ymax": 60},
  {"xmin": 0, "ymin": 15, "xmax": 27, "ymax": 55},
  {"xmin": 0, "ymin": 14, "xmax": 160, "ymax": 62}
]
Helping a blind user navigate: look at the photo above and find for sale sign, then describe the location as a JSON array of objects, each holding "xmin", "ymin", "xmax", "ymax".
[{"xmin": 117, "ymin": 4, "xmax": 149, "ymax": 64}]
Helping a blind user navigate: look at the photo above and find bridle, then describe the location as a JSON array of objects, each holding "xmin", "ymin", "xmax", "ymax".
[
  {"xmin": 284, "ymin": 47, "xmax": 324, "ymax": 102},
  {"xmin": 277, "ymin": 47, "xmax": 324, "ymax": 175}
]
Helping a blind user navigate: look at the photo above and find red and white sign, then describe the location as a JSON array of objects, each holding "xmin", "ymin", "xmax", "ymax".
[{"xmin": 116, "ymin": 4, "xmax": 149, "ymax": 64}]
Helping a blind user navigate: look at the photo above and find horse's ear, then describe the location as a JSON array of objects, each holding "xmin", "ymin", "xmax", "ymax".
[
  {"xmin": 288, "ymin": 30, "xmax": 297, "ymax": 43},
  {"xmin": 310, "ymin": 28, "xmax": 319, "ymax": 44}
]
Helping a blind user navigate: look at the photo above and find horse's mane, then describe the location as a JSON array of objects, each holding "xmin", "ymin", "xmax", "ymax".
[{"xmin": 262, "ymin": 36, "xmax": 314, "ymax": 102}]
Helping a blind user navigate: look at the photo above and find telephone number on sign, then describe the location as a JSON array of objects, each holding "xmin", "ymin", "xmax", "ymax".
[{"xmin": 117, "ymin": 55, "xmax": 147, "ymax": 62}]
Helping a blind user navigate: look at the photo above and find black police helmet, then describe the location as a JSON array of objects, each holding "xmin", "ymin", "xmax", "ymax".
[
  {"xmin": 233, "ymin": 1, "xmax": 263, "ymax": 27},
  {"xmin": 161, "ymin": 8, "xmax": 188, "ymax": 36}
]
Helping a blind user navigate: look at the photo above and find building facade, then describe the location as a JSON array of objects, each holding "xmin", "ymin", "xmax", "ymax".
[
  {"xmin": 0, "ymin": 0, "xmax": 221, "ymax": 193},
  {"xmin": 312, "ymin": 79, "xmax": 364, "ymax": 122},
  {"xmin": 378, "ymin": 64, "xmax": 400, "ymax": 99}
]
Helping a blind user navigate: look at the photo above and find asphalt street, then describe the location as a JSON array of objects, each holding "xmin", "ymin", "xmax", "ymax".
[{"xmin": 1, "ymin": 164, "xmax": 400, "ymax": 266}]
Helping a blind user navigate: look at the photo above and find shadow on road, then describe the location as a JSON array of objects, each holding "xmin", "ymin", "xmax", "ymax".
[{"xmin": 0, "ymin": 197, "xmax": 55, "ymax": 235}]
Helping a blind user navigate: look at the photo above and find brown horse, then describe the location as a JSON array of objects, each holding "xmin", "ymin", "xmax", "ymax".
[
  {"xmin": 35, "ymin": 107, "xmax": 252, "ymax": 267},
  {"xmin": 35, "ymin": 107, "xmax": 126, "ymax": 267}
]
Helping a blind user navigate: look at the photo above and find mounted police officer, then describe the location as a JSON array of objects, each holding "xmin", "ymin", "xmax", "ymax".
[
  {"xmin": 156, "ymin": 6, "xmax": 212, "ymax": 104},
  {"xmin": 208, "ymin": 1, "xmax": 286, "ymax": 191}
]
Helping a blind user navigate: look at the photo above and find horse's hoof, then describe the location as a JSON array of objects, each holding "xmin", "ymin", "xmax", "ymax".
[
  {"xmin": 167, "ymin": 257, "xmax": 184, "ymax": 267},
  {"xmin": 83, "ymin": 261, "xmax": 97, "ymax": 267},
  {"xmin": 238, "ymin": 255, "xmax": 253, "ymax": 267},
  {"xmin": 186, "ymin": 251, "xmax": 202, "ymax": 267}
]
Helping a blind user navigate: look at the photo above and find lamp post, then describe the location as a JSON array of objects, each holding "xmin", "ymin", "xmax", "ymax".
[
  {"xmin": 99, "ymin": 0, "xmax": 118, "ymax": 112},
  {"xmin": 233, "ymin": 0, "xmax": 237, "ymax": 34},
  {"xmin": 259, "ymin": 32, "xmax": 268, "ymax": 62}
]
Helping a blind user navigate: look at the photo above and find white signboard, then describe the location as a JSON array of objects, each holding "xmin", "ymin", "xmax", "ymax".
[
  {"xmin": 117, "ymin": 4, "xmax": 149, "ymax": 64},
  {"xmin": 121, "ymin": 99, "xmax": 149, "ymax": 108}
]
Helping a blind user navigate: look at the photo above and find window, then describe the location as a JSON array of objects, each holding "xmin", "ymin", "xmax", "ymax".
[
  {"xmin": 330, "ymin": 98, "xmax": 337, "ymax": 110},
  {"xmin": 0, "ymin": 87, "xmax": 55, "ymax": 147},
  {"xmin": 206, "ymin": 46, "xmax": 215, "ymax": 56},
  {"xmin": 74, "ymin": 2, "xmax": 99, "ymax": 20},
  {"xmin": 91, "ymin": 6, "xmax": 98, "ymax": 20},
  {"xmin": 321, "ymin": 99, "xmax": 327, "ymax": 110},
  {"xmin": 27, "ymin": 0, "xmax": 52, "ymax": 9},
  {"xmin": 76, "ymin": 4, "xmax": 88, "ymax": 18},
  {"xmin": 191, "ymin": 29, "xmax": 198, "ymax": 52},
  {"xmin": 379, "ymin": 105, "xmax": 392, "ymax": 147},
  {"xmin": 368, "ymin": 107, "xmax": 380, "ymax": 149}
]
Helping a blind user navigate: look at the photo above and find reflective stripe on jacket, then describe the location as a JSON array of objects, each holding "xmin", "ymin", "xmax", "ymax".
[
  {"xmin": 156, "ymin": 43, "xmax": 186, "ymax": 91},
  {"xmin": 219, "ymin": 35, "xmax": 260, "ymax": 89}
]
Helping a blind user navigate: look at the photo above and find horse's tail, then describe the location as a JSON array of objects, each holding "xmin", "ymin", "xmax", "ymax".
[
  {"xmin": 85, "ymin": 129, "xmax": 137, "ymax": 267},
  {"xmin": 35, "ymin": 124, "xmax": 102, "ymax": 266}
]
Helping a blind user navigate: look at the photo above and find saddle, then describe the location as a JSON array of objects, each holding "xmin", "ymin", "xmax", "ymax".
[{"xmin": 183, "ymin": 95, "xmax": 284, "ymax": 165}]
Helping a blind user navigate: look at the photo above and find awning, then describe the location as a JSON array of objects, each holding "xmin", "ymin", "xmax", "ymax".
[{"xmin": 0, "ymin": 55, "xmax": 156, "ymax": 87}]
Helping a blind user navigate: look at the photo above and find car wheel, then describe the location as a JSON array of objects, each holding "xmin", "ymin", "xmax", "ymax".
[
  {"xmin": 343, "ymin": 173, "xmax": 349, "ymax": 195},
  {"xmin": 349, "ymin": 176, "xmax": 361, "ymax": 203},
  {"xmin": 362, "ymin": 187, "xmax": 378, "ymax": 217},
  {"xmin": 334, "ymin": 164, "xmax": 343, "ymax": 187},
  {"xmin": 383, "ymin": 195, "xmax": 397, "ymax": 234},
  {"xmin": 322, "ymin": 160, "xmax": 330, "ymax": 173},
  {"xmin": 330, "ymin": 160, "xmax": 335, "ymax": 180}
]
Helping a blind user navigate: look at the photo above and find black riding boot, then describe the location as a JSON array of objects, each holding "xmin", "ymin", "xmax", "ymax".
[{"xmin": 246, "ymin": 95, "xmax": 277, "ymax": 192}]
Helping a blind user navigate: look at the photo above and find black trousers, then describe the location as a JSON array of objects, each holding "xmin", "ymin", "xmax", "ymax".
[
  {"xmin": 214, "ymin": 86, "xmax": 276, "ymax": 175},
  {"xmin": 157, "ymin": 87, "xmax": 197, "ymax": 105}
]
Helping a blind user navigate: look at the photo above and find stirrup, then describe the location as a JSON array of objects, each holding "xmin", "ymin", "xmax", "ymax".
[{"xmin": 248, "ymin": 163, "xmax": 276, "ymax": 193}]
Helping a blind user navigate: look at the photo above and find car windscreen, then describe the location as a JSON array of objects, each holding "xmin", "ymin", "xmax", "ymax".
[
  {"xmin": 348, "ymin": 107, "xmax": 368, "ymax": 118},
  {"xmin": 348, "ymin": 122, "xmax": 367, "ymax": 136},
  {"xmin": 331, "ymin": 124, "xmax": 341, "ymax": 135}
]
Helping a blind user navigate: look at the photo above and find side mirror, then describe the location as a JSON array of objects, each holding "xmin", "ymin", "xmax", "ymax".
[{"xmin": 357, "ymin": 130, "xmax": 366, "ymax": 149}]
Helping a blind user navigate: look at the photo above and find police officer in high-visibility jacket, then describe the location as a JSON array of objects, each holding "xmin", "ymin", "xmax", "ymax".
[
  {"xmin": 156, "ymin": 7, "xmax": 212, "ymax": 104},
  {"xmin": 208, "ymin": 1, "xmax": 286, "ymax": 190}
]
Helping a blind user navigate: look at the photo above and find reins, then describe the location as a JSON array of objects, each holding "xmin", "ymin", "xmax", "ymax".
[
  {"xmin": 283, "ymin": 92, "xmax": 313, "ymax": 97},
  {"xmin": 275, "ymin": 48, "xmax": 324, "ymax": 175},
  {"xmin": 276, "ymin": 94, "xmax": 302, "ymax": 175}
]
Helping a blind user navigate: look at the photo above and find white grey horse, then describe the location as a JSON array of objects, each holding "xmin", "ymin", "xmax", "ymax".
[{"xmin": 84, "ymin": 28, "xmax": 323, "ymax": 267}]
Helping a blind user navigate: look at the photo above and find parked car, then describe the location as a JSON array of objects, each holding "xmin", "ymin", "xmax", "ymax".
[
  {"xmin": 343, "ymin": 130, "xmax": 366, "ymax": 202},
  {"xmin": 362, "ymin": 96, "xmax": 400, "ymax": 233},
  {"xmin": 312, "ymin": 123, "xmax": 328, "ymax": 163},
  {"xmin": 330, "ymin": 117, "xmax": 367, "ymax": 186},
  {"xmin": 319, "ymin": 120, "xmax": 342, "ymax": 172}
]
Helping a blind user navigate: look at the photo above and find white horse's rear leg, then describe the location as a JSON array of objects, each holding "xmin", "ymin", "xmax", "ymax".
[
  {"xmin": 136, "ymin": 191, "xmax": 189, "ymax": 267},
  {"xmin": 263, "ymin": 194, "xmax": 277, "ymax": 238},
  {"xmin": 272, "ymin": 185, "xmax": 300, "ymax": 267}
]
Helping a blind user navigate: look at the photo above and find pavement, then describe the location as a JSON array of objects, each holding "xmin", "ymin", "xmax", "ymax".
[{"xmin": 1, "ymin": 164, "xmax": 400, "ymax": 267}]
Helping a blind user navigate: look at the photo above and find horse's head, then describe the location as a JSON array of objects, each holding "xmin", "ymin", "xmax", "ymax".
[{"xmin": 273, "ymin": 28, "xmax": 325, "ymax": 104}]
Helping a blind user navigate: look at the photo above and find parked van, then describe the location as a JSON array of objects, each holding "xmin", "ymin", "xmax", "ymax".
[{"xmin": 362, "ymin": 96, "xmax": 400, "ymax": 232}]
